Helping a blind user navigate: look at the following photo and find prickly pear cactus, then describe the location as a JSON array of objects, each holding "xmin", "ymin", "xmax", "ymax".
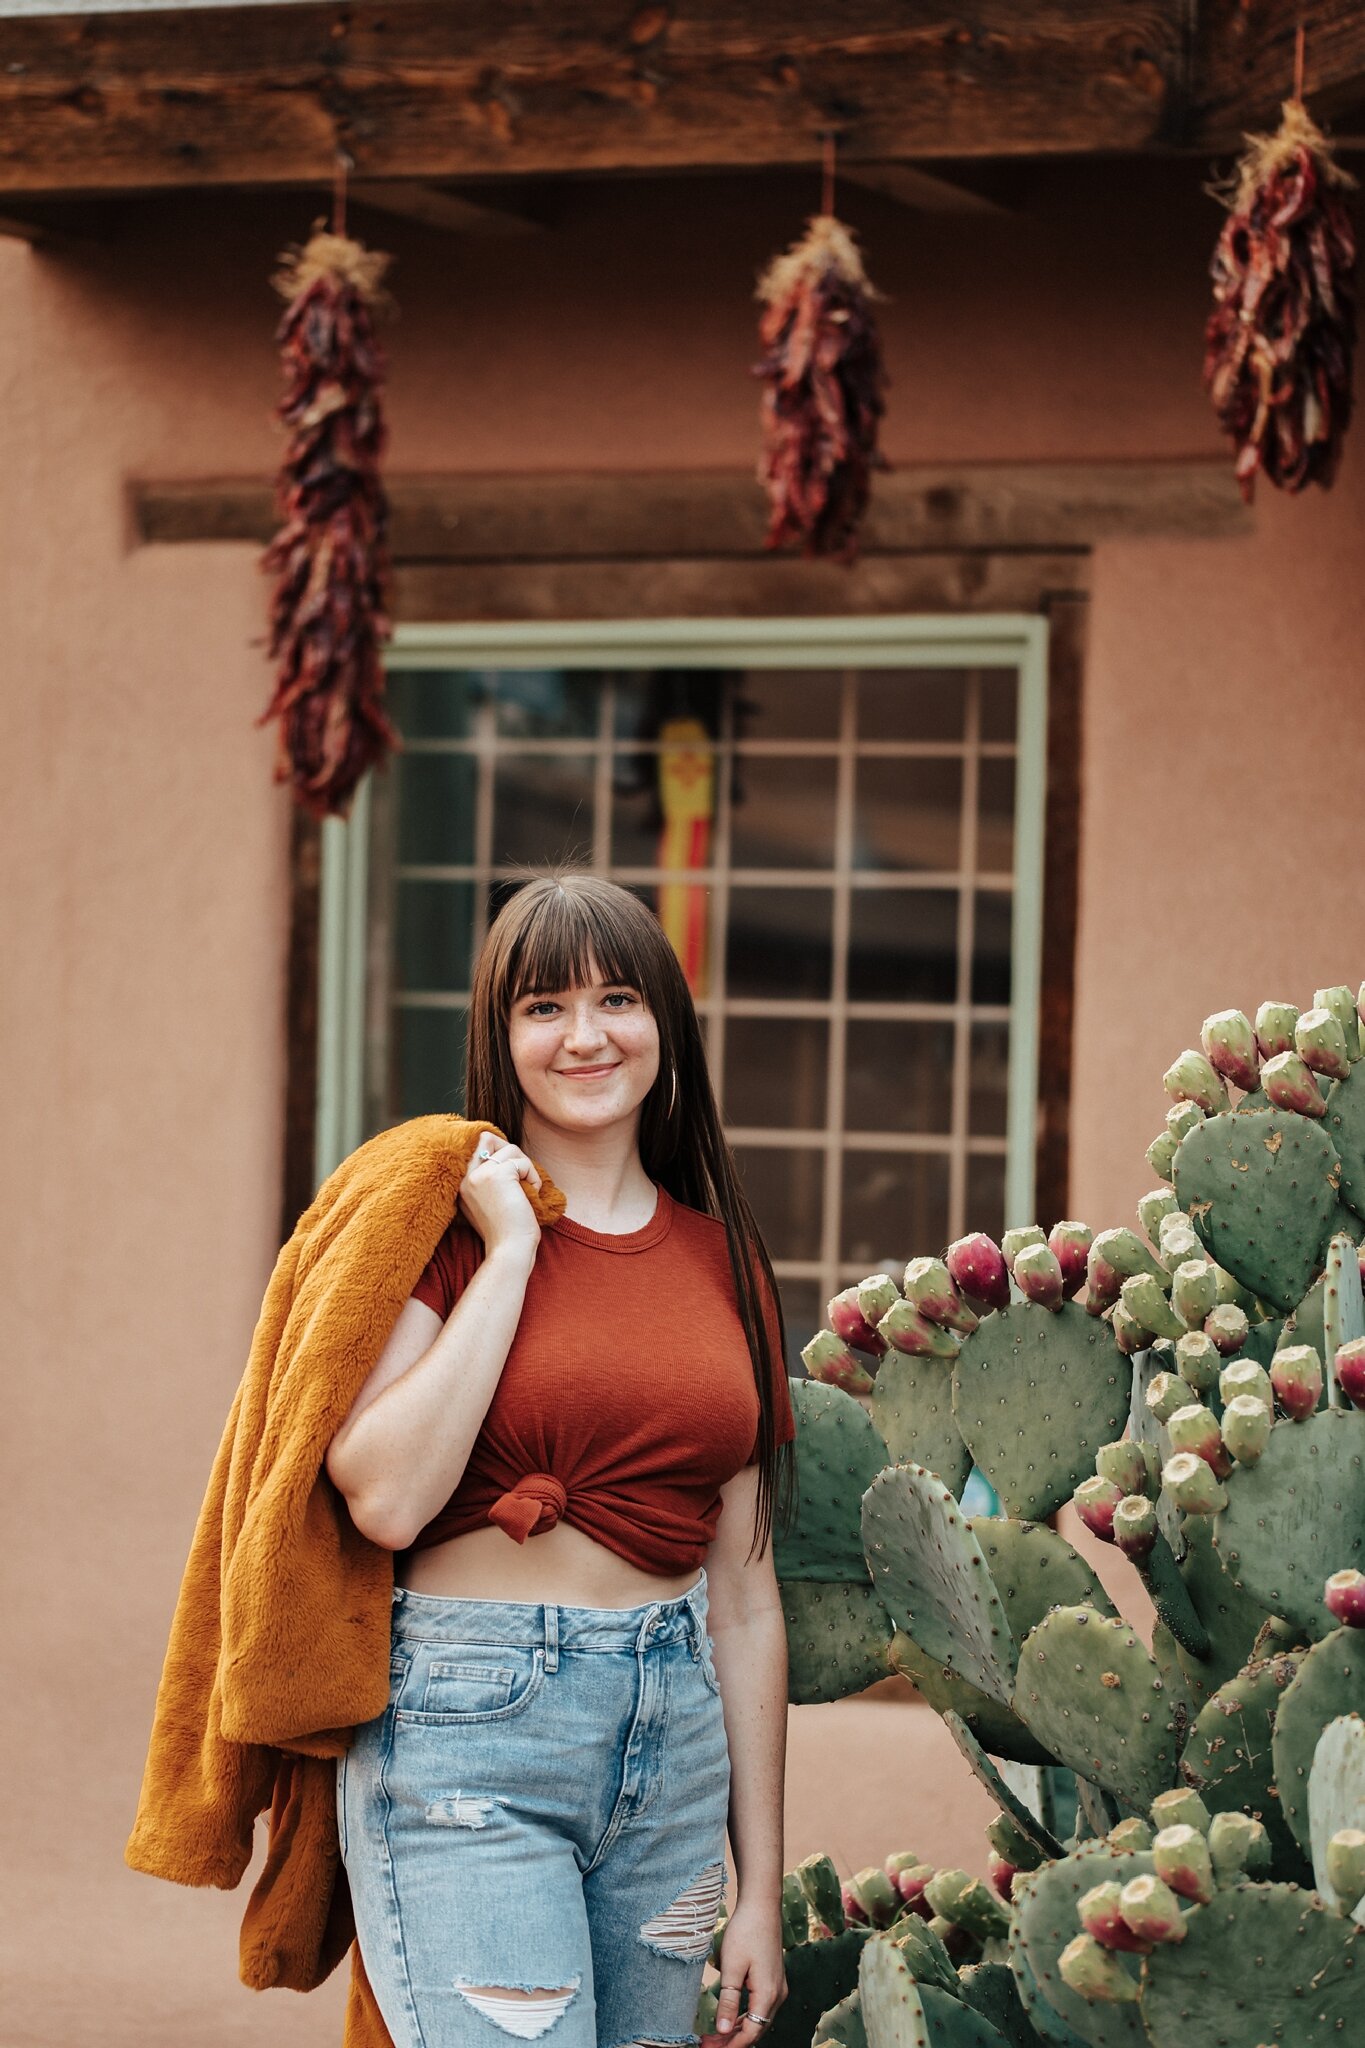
[{"xmin": 776, "ymin": 980, "xmax": 1365, "ymax": 2048}]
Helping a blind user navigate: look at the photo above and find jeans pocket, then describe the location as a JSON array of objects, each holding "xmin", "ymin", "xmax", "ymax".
[{"xmin": 395, "ymin": 1643, "xmax": 546, "ymax": 1724}]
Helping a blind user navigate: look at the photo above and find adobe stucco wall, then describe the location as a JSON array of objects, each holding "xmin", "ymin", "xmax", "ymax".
[{"xmin": 2, "ymin": 158, "xmax": 1362, "ymax": 2043}]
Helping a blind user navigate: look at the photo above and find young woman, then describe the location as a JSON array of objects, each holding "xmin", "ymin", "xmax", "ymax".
[{"xmin": 324, "ymin": 873, "xmax": 798, "ymax": 2048}]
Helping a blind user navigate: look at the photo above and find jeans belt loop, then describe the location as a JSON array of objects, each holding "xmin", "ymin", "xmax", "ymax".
[{"xmin": 543, "ymin": 1600, "xmax": 559, "ymax": 1673}]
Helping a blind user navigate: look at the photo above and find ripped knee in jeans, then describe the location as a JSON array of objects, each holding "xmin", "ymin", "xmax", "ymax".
[
  {"xmin": 638, "ymin": 1858, "xmax": 727, "ymax": 1962},
  {"xmin": 453, "ymin": 1974, "xmax": 581, "ymax": 2039}
]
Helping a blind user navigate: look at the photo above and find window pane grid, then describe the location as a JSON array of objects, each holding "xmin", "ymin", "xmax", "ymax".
[{"xmin": 375, "ymin": 658, "xmax": 1023, "ymax": 1342}]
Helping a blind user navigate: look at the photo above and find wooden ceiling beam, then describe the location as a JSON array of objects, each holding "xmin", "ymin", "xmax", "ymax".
[
  {"xmin": 0, "ymin": 3, "xmax": 1194, "ymax": 196},
  {"xmin": 1192, "ymin": 1, "xmax": 1365, "ymax": 141}
]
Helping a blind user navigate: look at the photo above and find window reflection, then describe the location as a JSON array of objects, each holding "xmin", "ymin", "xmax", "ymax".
[
  {"xmin": 848, "ymin": 890, "xmax": 959, "ymax": 1002},
  {"xmin": 841, "ymin": 1150, "xmax": 951, "ymax": 1268}
]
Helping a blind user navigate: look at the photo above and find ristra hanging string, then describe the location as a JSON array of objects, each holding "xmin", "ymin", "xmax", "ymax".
[
  {"xmin": 256, "ymin": 148, "xmax": 401, "ymax": 818},
  {"xmin": 753, "ymin": 132, "xmax": 888, "ymax": 562},
  {"xmin": 1203, "ymin": 23, "xmax": 1357, "ymax": 500}
]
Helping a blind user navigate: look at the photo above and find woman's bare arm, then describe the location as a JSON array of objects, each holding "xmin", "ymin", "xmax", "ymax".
[
  {"xmin": 324, "ymin": 1138, "xmax": 543, "ymax": 1550},
  {"xmin": 703, "ymin": 1461, "xmax": 790, "ymax": 2037}
]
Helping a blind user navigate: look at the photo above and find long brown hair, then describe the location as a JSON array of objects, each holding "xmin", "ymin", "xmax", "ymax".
[{"xmin": 464, "ymin": 872, "xmax": 797, "ymax": 1559}]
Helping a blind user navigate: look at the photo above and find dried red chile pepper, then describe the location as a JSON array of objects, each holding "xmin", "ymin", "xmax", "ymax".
[
  {"xmin": 754, "ymin": 214, "xmax": 887, "ymax": 560},
  {"xmin": 1204, "ymin": 100, "xmax": 1357, "ymax": 501},
  {"xmin": 257, "ymin": 229, "xmax": 400, "ymax": 818}
]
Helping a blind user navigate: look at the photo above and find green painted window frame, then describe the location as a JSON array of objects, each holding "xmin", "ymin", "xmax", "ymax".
[{"xmin": 315, "ymin": 612, "xmax": 1049, "ymax": 1232}]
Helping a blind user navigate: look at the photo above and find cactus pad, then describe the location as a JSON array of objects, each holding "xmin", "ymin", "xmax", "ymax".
[
  {"xmin": 1178, "ymin": 1648, "xmax": 1312, "ymax": 1882},
  {"xmin": 1128, "ymin": 1348, "xmax": 1183, "ymax": 1557},
  {"xmin": 775, "ymin": 1379, "xmax": 889, "ymax": 1583},
  {"xmin": 1137, "ymin": 1883, "xmax": 1364, "ymax": 2045},
  {"xmin": 860, "ymin": 1940, "xmax": 1010, "ymax": 2047},
  {"xmin": 1010, "ymin": 1845, "xmax": 1153, "ymax": 2047},
  {"xmin": 1171, "ymin": 1515, "xmax": 1273, "ymax": 1705},
  {"xmin": 813, "ymin": 1988, "xmax": 867, "ymax": 2048},
  {"xmin": 1272, "ymin": 1626, "xmax": 1365, "ymax": 1857},
  {"xmin": 1173, "ymin": 1109, "xmax": 1343, "ymax": 1313},
  {"xmin": 782, "ymin": 1580, "xmax": 893, "ymax": 1704},
  {"xmin": 1325, "ymin": 1062, "xmax": 1365, "ymax": 1220},
  {"xmin": 779, "ymin": 1927, "xmax": 875, "ymax": 2043},
  {"xmin": 871, "ymin": 1351, "xmax": 972, "ymax": 1498},
  {"xmin": 1210, "ymin": 1409, "xmax": 1365, "ymax": 1636},
  {"xmin": 1012, "ymin": 1605, "xmax": 1182, "ymax": 1809},
  {"xmin": 1307, "ymin": 1712, "xmax": 1365, "ymax": 1921},
  {"xmin": 889, "ymin": 1631, "xmax": 1053, "ymax": 1768},
  {"xmin": 952, "ymin": 1301, "xmax": 1131, "ymax": 1522},
  {"xmin": 958, "ymin": 1963, "xmax": 1037, "ymax": 2048},
  {"xmin": 862, "ymin": 1464, "xmax": 1016, "ymax": 1705},
  {"xmin": 942, "ymin": 1712, "xmax": 1065, "ymax": 1860}
]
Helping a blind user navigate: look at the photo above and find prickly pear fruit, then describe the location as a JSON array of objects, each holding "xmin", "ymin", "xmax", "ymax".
[
  {"xmin": 1083, "ymin": 1240, "xmax": 1123, "ymax": 1314},
  {"xmin": 1204, "ymin": 1303, "xmax": 1250, "ymax": 1355},
  {"xmin": 1014, "ymin": 1242, "xmax": 1065, "ymax": 1310},
  {"xmin": 888, "ymin": 1861, "xmax": 935, "ymax": 1919},
  {"xmin": 876, "ymin": 1298, "xmax": 960, "ymax": 1360},
  {"xmin": 1074, "ymin": 1475, "xmax": 1123, "ymax": 1542},
  {"xmin": 901, "ymin": 1255, "xmax": 978, "ymax": 1334},
  {"xmin": 1255, "ymin": 1000, "xmax": 1300, "ymax": 1060},
  {"xmin": 1219, "ymin": 1358, "xmax": 1274, "ymax": 1409},
  {"xmin": 1113, "ymin": 1493, "xmax": 1158, "ymax": 1559},
  {"xmin": 1001, "ymin": 1224, "xmax": 1046, "ymax": 1265},
  {"xmin": 1314, "ymin": 985, "xmax": 1361, "ymax": 1060},
  {"xmin": 1152, "ymin": 1788, "xmax": 1211, "ymax": 1834},
  {"xmin": 1201, "ymin": 1008, "xmax": 1260, "ymax": 1093},
  {"xmin": 1108, "ymin": 1817, "xmax": 1154, "ymax": 1852},
  {"xmin": 1326, "ymin": 1828, "xmax": 1365, "ymax": 1915},
  {"xmin": 1096, "ymin": 1439, "xmax": 1150, "ymax": 1497},
  {"xmin": 1167, "ymin": 1402, "xmax": 1232, "ymax": 1478},
  {"xmin": 827, "ymin": 1286, "xmax": 886, "ymax": 1357},
  {"xmin": 797, "ymin": 1852, "xmax": 846, "ymax": 1936},
  {"xmin": 1295, "ymin": 1006, "xmax": 1351, "ymax": 1083},
  {"xmin": 1271, "ymin": 1341, "xmax": 1323, "ymax": 1420},
  {"xmin": 1175, "ymin": 1327, "xmax": 1221, "ymax": 1392},
  {"xmin": 1094, "ymin": 1226, "xmax": 1164, "ymax": 1282},
  {"xmin": 1147, "ymin": 1130, "xmax": 1179, "ymax": 1182},
  {"xmin": 1261, "ymin": 1048, "xmax": 1328, "ymax": 1117},
  {"xmin": 1110, "ymin": 1302, "xmax": 1148, "ymax": 1356},
  {"xmin": 800, "ymin": 1329, "xmax": 876, "ymax": 1395},
  {"xmin": 1324, "ymin": 1568, "xmax": 1365, "ymax": 1627},
  {"xmin": 1121, "ymin": 1272, "xmax": 1185, "ymax": 1341},
  {"xmin": 987, "ymin": 1849, "xmax": 1017, "ymax": 1901},
  {"xmin": 1058, "ymin": 1933, "xmax": 1140, "ymax": 2003},
  {"xmin": 945, "ymin": 1233, "xmax": 1010, "ymax": 1312},
  {"xmin": 1163, "ymin": 1048, "xmax": 1230, "ymax": 1115},
  {"xmin": 1078, "ymin": 1880, "xmax": 1153, "ymax": 1954},
  {"xmin": 1152, "ymin": 1823, "xmax": 1215, "ymax": 1904},
  {"xmin": 1171, "ymin": 1260, "xmax": 1219, "ymax": 1332},
  {"xmin": 1207, "ymin": 1811, "xmax": 1271, "ymax": 1884},
  {"xmin": 1161, "ymin": 1450, "xmax": 1228, "ymax": 1515},
  {"xmin": 844, "ymin": 1865, "xmax": 899, "ymax": 1928},
  {"xmin": 1118, "ymin": 1874, "xmax": 1187, "ymax": 1945},
  {"xmin": 856, "ymin": 1273, "xmax": 901, "ymax": 1327},
  {"xmin": 1145, "ymin": 1371, "xmax": 1186, "ymax": 1425},
  {"xmin": 1138, "ymin": 1186, "xmax": 1180, "ymax": 1246},
  {"xmin": 1047, "ymin": 1220, "xmax": 1093, "ymax": 1298},
  {"xmin": 1223, "ymin": 1393, "xmax": 1273, "ymax": 1465},
  {"xmin": 925, "ymin": 1869, "xmax": 1010, "ymax": 1943},
  {"xmin": 1333, "ymin": 1334, "xmax": 1365, "ymax": 1409},
  {"xmin": 1158, "ymin": 1212, "xmax": 1204, "ymax": 1273},
  {"xmin": 1167, "ymin": 1099, "xmax": 1206, "ymax": 1141},
  {"xmin": 927, "ymin": 1913, "xmax": 977, "ymax": 1962},
  {"xmin": 986, "ymin": 1811, "xmax": 1044, "ymax": 1874}
]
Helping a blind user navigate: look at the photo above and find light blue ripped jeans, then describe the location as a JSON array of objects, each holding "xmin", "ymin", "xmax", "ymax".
[{"xmin": 338, "ymin": 1569, "xmax": 731, "ymax": 2047}]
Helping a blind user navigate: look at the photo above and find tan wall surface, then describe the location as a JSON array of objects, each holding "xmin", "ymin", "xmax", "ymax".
[{"xmin": 3, "ymin": 158, "xmax": 1362, "ymax": 2043}]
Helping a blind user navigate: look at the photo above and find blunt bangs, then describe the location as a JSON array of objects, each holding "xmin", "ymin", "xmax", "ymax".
[{"xmin": 498, "ymin": 879, "xmax": 670, "ymax": 1015}]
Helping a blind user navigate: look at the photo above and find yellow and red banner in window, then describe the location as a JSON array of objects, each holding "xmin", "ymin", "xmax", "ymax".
[{"xmin": 656, "ymin": 716, "xmax": 714, "ymax": 998}]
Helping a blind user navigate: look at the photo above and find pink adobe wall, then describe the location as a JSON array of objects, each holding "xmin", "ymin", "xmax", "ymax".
[{"xmin": 2, "ymin": 156, "xmax": 1362, "ymax": 2042}]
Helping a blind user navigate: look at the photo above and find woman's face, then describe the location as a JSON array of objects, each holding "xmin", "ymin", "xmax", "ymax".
[{"xmin": 506, "ymin": 954, "xmax": 661, "ymax": 1142}]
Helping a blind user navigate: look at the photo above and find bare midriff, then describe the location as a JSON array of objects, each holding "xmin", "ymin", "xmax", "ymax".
[{"xmin": 396, "ymin": 1518, "xmax": 703, "ymax": 1609}]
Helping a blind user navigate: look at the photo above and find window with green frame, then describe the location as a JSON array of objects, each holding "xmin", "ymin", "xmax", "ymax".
[{"xmin": 316, "ymin": 616, "xmax": 1048, "ymax": 1368}]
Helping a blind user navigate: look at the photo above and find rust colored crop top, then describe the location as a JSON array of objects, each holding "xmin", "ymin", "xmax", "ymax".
[{"xmin": 404, "ymin": 1183, "xmax": 796, "ymax": 1572}]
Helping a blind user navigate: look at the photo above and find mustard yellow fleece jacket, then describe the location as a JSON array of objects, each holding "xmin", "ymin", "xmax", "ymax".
[{"xmin": 124, "ymin": 1113, "xmax": 565, "ymax": 2048}]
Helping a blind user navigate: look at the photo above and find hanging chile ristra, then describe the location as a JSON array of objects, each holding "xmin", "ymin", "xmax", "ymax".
[
  {"xmin": 257, "ymin": 224, "xmax": 400, "ymax": 818},
  {"xmin": 1203, "ymin": 97, "xmax": 1357, "ymax": 501},
  {"xmin": 753, "ymin": 212, "xmax": 887, "ymax": 560}
]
